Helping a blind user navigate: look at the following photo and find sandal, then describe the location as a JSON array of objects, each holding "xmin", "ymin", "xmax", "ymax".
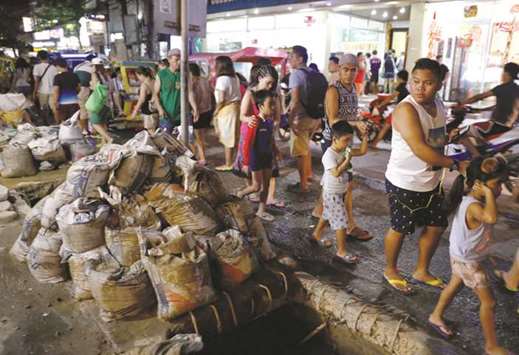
[
  {"xmin": 347, "ymin": 226, "xmax": 373, "ymax": 241},
  {"xmin": 411, "ymin": 276, "xmax": 445, "ymax": 289},
  {"xmin": 493, "ymin": 270, "xmax": 519, "ymax": 293},
  {"xmin": 267, "ymin": 199, "xmax": 285, "ymax": 208},
  {"xmin": 333, "ymin": 254, "xmax": 360, "ymax": 265},
  {"xmin": 256, "ymin": 211, "xmax": 275, "ymax": 222},
  {"xmin": 383, "ymin": 273, "xmax": 413, "ymax": 295},
  {"xmin": 428, "ymin": 320, "xmax": 454, "ymax": 340},
  {"xmin": 248, "ymin": 194, "xmax": 260, "ymax": 203},
  {"xmin": 215, "ymin": 165, "xmax": 233, "ymax": 172},
  {"xmin": 308, "ymin": 236, "xmax": 333, "ymax": 248}
]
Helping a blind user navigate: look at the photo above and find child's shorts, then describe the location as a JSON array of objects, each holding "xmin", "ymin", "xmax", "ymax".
[
  {"xmin": 450, "ymin": 257, "xmax": 489, "ymax": 289},
  {"xmin": 322, "ymin": 191, "xmax": 347, "ymax": 231}
]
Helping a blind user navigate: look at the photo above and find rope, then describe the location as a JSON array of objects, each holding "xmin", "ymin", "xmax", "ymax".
[
  {"xmin": 276, "ymin": 271, "xmax": 288, "ymax": 298},
  {"xmin": 209, "ymin": 305, "xmax": 222, "ymax": 335},
  {"xmin": 353, "ymin": 304, "xmax": 369, "ymax": 332},
  {"xmin": 389, "ymin": 315, "xmax": 409, "ymax": 352},
  {"xmin": 258, "ymin": 284, "xmax": 273, "ymax": 313},
  {"xmin": 189, "ymin": 311, "xmax": 199, "ymax": 335},
  {"xmin": 223, "ymin": 291, "xmax": 239, "ymax": 327}
]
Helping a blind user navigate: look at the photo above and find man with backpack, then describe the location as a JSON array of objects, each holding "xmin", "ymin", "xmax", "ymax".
[
  {"xmin": 287, "ymin": 45, "xmax": 328, "ymax": 193},
  {"xmin": 32, "ymin": 50, "xmax": 57, "ymax": 124}
]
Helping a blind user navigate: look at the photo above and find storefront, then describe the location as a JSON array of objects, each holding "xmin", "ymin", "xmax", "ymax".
[
  {"xmin": 205, "ymin": 10, "xmax": 386, "ymax": 75},
  {"xmin": 422, "ymin": 0, "xmax": 519, "ymax": 101}
]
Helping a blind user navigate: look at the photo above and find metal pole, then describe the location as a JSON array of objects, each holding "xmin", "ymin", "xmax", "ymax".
[{"xmin": 180, "ymin": 0, "xmax": 189, "ymax": 145}]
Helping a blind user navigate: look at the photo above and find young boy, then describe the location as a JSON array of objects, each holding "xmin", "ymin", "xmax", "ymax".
[
  {"xmin": 429, "ymin": 157, "xmax": 510, "ymax": 355},
  {"xmin": 238, "ymin": 90, "xmax": 280, "ymax": 222},
  {"xmin": 311, "ymin": 120, "xmax": 368, "ymax": 264}
]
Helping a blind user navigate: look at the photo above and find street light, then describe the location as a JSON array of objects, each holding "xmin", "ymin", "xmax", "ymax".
[
  {"xmin": 371, "ymin": 9, "xmax": 377, "ymax": 15},
  {"xmin": 253, "ymin": 8, "xmax": 259, "ymax": 14},
  {"xmin": 400, "ymin": 7, "xmax": 406, "ymax": 14},
  {"xmin": 382, "ymin": 11, "xmax": 388, "ymax": 18}
]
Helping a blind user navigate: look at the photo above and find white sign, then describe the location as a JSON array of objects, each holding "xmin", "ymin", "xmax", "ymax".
[{"xmin": 153, "ymin": 0, "xmax": 208, "ymax": 37}]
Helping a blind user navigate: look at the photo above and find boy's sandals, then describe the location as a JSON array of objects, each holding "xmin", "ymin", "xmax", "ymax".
[
  {"xmin": 256, "ymin": 211, "xmax": 275, "ymax": 222},
  {"xmin": 267, "ymin": 199, "xmax": 285, "ymax": 208},
  {"xmin": 347, "ymin": 226, "xmax": 373, "ymax": 241},
  {"xmin": 428, "ymin": 320, "xmax": 454, "ymax": 339},
  {"xmin": 333, "ymin": 254, "xmax": 360, "ymax": 265},
  {"xmin": 383, "ymin": 273, "xmax": 413, "ymax": 295},
  {"xmin": 308, "ymin": 236, "xmax": 333, "ymax": 248},
  {"xmin": 411, "ymin": 276, "xmax": 445, "ymax": 289},
  {"xmin": 215, "ymin": 165, "xmax": 233, "ymax": 172},
  {"xmin": 493, "ymin": 270, "xmax": 519, "ymax": 293}
]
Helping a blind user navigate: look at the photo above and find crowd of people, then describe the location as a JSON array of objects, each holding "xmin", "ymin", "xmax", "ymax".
[{"xmin": 3, "ymin": 44, "xmax": 519, "ymax": 354}]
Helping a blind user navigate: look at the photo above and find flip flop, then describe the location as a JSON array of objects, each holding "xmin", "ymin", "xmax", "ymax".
[
  {"xmin": 256, "ymin": 211, "xmax": 275, "ymax": 222},
  {"xmin": 215, "ymin": 165, "xmax": 233, "ymax": 172},
  {"xmin": 248, "ymin": 194, "xmax": 260, "ymax": 203},
  {"xmin": 347, "ymin": 226, "xmax": 373, "ymax": 241},
  {"xmin": 428, "ymin": 321, "xmax": 454, "ymax": 340},
  {"xmin": 412, "ymin": 277, "xmax": 445, "ymax": 289},
  {"xmin": 333, "ymin": 254, "xmax": 360, "ymax": 265},
  {"xmin": 267, "ymin": 199, "xmax": 285, "ymax": 208},
  {"xmin": 308, "ymin": 236, "xmax": 333, "ymax": 248},
  {"xmin": 383, "ymin": 274, "xmax": 413, "ymax": 295},
  {"xmin": 493, "ymin": 270, "xmax": 519, "ymax": 293}
]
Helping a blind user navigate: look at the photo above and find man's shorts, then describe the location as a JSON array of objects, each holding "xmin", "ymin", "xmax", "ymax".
[
  {"xmin": 37, "ymin": 93, "xmax": 51, "ymax": 109},
  {"xmin": 322, "ymin": 191, "xmax": 348, "ymax": 231},
  {"xmin": 385, "ymin": 179, "xmax": 448, "ymax": 235},
  {"xmin": 289, "ymin": 117, "xmax": 319, "ymax": 157},
  {"xmin": 451, "ymin": 257, "xmax": 489, "ymax": 289}
]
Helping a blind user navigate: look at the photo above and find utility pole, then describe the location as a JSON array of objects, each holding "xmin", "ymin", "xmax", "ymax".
[{"xmin": 180, "ymin": 0, "xmax": 189, "ymax": 145}]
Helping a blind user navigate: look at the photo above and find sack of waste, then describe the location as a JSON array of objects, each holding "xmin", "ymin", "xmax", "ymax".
[
  {"xmin": 209, "ymin": 229, "xmax": 258, "ymax": 289},
  {"xmin": 9, "ymin": 123, "xmax": 37, "ymax": 146},
  {"xmin": 28, "ymin": 136, "xmax": 67, "ymax": 164},
  {"xmin": 110, "ymin": 194, "xmax": 162, "ymax": 230},
  {"xmin": 247, "ymin": 217, "xmax": 276, "ymax": 261},
  {"xmin": 105, "ymin": 227, "xmax": 141, "ymax": 267},
  {"xmin": 145, "ymin": 184, "xmax": 221, "ymax": 235},
  {"xmin": 87, "ymin": 259, "xmax": 155, "ymax": 322},
  {"xmin": 138, "ymin": 228, "xmax": 215, "ymax": 321},
  {"xmin": 109, "ymin": 153, "xmax": 153, "ymax": 195},
  {"xmin": 1, "ymin": 143, "xmax": 37, "ymax": 178},
  {"xmin": 215, "ymin": 196, "xmax": 255, "ymax": 234},
  {"xmin": 10, "ymin": 196, "xmax": 48, "ymax": 262},
  {"xmin": 187, "ymin": 168, "xmax": 228, "ymax": 207},
  {"xmin": 148, "ymin": 154, "xmax": 173, "ymax": 183},
  {"xmin": 68, "ymin": 137, "xmax": 97, "ymax": 162},
  {"xmin": 149, "ymin": 129, "xmax": 193, "ymax": 157},
  {"xmin": 27, "ymin": 228, "xmax": 67, "ymax": 283},
  {"xmin": 58, "ymin": 111, "xmax": 83, "ymax": 144},
  {"xmin": 40, "ymin": 183, "xmax": 75, "ymax": 229},
  {"xmin": 56, "ymin": 198, "xmax": 110, "ymax": 253}
]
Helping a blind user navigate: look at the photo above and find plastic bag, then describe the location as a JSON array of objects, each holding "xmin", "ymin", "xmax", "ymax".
[
  {"xmin": 59, "ymin": 111, "xmax": 84, "ymax": 144},
  {"xmin": 85, "ymin": 83, "xmax": 108, "ymax": 114}
]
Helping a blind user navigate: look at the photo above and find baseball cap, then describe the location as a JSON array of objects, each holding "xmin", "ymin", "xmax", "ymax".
[
  {"xmin": 168, "ymin": 48, "xmax": 181, "ymax": 57},
  {"xmin": 91, "ymin": 57, "xmax": 104, "ymax": 65},
  {"xmin": 338, "ymin": 53, "xmax": 357, "ymax": 67}
]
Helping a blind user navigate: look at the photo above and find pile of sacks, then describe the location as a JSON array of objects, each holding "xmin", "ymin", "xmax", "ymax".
[
  {"xmin": 0, "ymin": 112, "xmax": 96, "ymax": 178},
  {"xmin": 10, "ymin": 129, "xmax": 275, "ymax": 323},
  {"xmin": 0, "ymin": 184, "xmax": 26, "ymax": 224}
]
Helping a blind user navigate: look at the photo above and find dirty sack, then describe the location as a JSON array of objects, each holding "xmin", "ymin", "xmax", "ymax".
[
  {"xmin": 209, "ymin": 229, "xmax": 258, "ymax": 289},
  {"xmin": 68, "ymin": 137, "xmax": 97, "ymax": 162},
  {"xmin": 56, "ymin": 198, "xmax": 110, "ymax": 253},
  {"xmin": 28, "ymin": 136, "xmax": 67, "ymax": 164},
  {"xmin": 187, "ymin": 168, "xmax": 228, "ymax": 207},
  {"xmin": 247, "ymin": 217, "xmax": 276, "ymax": 261},
  {"xmin": 27, "ymin": 228, "xmax": 67, "ymax": 283},
  {"xmin": 0, "ymin": 143, "xmax": 37, "ymax": 178},
  {"xmin": 40, "ymin": 183, "xmax": 75, "ymax": 229},
  {"xmin": 149, "ymin": 129, "xmax": 193, "ymax": 158},
  {"xmin": 8, "ymin": 123, "xmax": 37, "ymax": 145},
  {"xmin": 215, "ymin": 196, "xmax": 255, "ymax": 234},
  {"xmin": 109, "ymin": 194, "xmax": 162, "ymax": 230},
  {"xmin": 109, "ymin": 152, "xmax": 154, "ymax": 194},
  {"xmin": 105, "ymin": 227, "xmax": 141, "ymax": 267},
  {"xmin": 10, "ymin": 196, "xmax": 48, "ymax": 262},
  {"xmin": 87, "ymin": 259, "xmax": 155, "ymax": 322},
  {"xmin": 64, "ymin": 246, "xmax": 114, "ymax": 301},
  {"xmin": 148, "ymin": 154, "xmax": 173, "ymax": 183},
  {"xmin": 145, "ymin": 184, "xmax": 221, "ymax": 235},
  {"xmin": 138, "ymin": 229, "xmax": 215, "ymax": 321}
]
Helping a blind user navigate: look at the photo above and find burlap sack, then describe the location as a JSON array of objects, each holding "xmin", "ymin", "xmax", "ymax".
[
  {"xmin": 187, "ymin": 168, "xmax": 228, "ymax": 207},
  {"xmin": 27, "ymin": 228, "xmax": 67, "ymax": 284},
  {"xmin": 1, "ymin": 143, "xmax": 37, "ymax": 178},
  {"xmin": 105, "ymin": 227, "xmax": 141, "ymax": 267},
  {"xmin": 138, "ymin": 229, "xmax": 215, "ymax": 321},
  {"xmin": 87, "ymin": 259, "xmax": 155, "ymax": 322},
  {"xmin": 109, "ymin": 153, "xmax": 153, "ymax": 194}
]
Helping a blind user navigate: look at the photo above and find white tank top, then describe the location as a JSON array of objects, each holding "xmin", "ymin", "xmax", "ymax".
[
  {"xmin": 385, "ymin": 95, "xmax": 447, "ymax": 192},
  {"xmin": 449, "ymin": 196, "xmax": 493, "ymax": 262}
]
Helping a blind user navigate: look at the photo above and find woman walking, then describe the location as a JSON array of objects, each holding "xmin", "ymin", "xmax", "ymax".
[
  {"xmin": 130, "ymin": 66, "xmax": 157, "ymax": 130},
  {"xmin": 189, "ymin": 62, "xmax": 213, "ymax": 165},
  {"xmin": 11, "ymin": 58, "xmax": 32, "ymax": 98},
  {"xmin": 213, "ymin": 56, "xmax": 241, "ymax": 171}
]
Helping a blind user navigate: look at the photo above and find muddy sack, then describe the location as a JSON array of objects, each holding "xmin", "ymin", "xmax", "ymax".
[
  {"xmin": 145, "ymin": 184, "xmax": 221, "ymax": 235},
  {"xmin": 27, "ymin": 228, "xmax": 67, "ymax": 283},
  {"xmin": 65, "ymin": 246, "xmax": 114, "ymax": 301},
  {"xmin": 10, "ymin": 196, "xmax": 48, "ymax": 262},
  {"xmin": 68, "ymin": 138, "xmax": 97, "ymax": 162},
  {"xmin": 150, "ymin": 129, "xmax": 193, "ymax": 157},
  {"xmin": 138, "ymin": 229, "xmax": 215, "ymax": 321},
  {"xmin": 187, "ymin": 168, "xmax": 228, "ymax": 207},
  {"xmin": 109, "ymin": 153, "xmax": 153, "ymax": 194},
  {"xmin": 105, "ymin": 227, "xmax": 141, "ymax": 267},
  {"xmin": 215, "ymin": 196, "xmax": 255, "ymax": 234},
  {"xmin": 111, "ymin": 194, "xmax": 161, "ymax": 230},
  {"xmin": 1, "ymin": 143, "xmax": 37, "ymax": 178},
  {"xmin": 56, "ymin": 198, "xmax": 110, "ymax": 253},
  {"xmin": 210, "ymin": 229, "xmax": 258, "ymax": 289},
  {"xmin": 87, "ymin": 259, "xmax": 155, "ymax": 322},
  {"xmin": 28, "ymin": 136, "xmax": 67, "ymax": 164},
  {"xmin": 148, "ymin": 154, "xmax": 173, "ymax": 183},
  {"xmin": 247, "ymin": 217, "xmax": 276, "ymax": 261}
]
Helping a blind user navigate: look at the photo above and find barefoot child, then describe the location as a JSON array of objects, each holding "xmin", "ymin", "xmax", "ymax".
[
  {"xmin": 237, "ymin": 90, "xmax": 280, "ymax": 222},
  {"xmin": 311, "ymin": 120, "xmax": 368, "ymax": 264},
  {"xmin": 429, "ymin": 157, "xmax": 510, "ymax": 355}
]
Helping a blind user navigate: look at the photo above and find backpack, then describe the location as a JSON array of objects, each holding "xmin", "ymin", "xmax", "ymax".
[{"xmin": 299, "ymin": 68, "xmax": 328, "ymax": 119}]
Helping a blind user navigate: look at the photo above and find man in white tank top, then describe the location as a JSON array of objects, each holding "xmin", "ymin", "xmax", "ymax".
[{"xmin": 383, "ymin": 58, "xmax": 469, "ymax": 294}]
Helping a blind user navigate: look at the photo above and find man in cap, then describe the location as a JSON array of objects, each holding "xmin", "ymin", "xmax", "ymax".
[{"xmin": 154, "ymin": 48, "xmax": 182, "ymax": 132}]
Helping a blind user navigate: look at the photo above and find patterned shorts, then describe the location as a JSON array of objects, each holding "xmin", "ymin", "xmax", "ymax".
[
  {"xmin": 450, "ymin": 257, "xmax": 489, "ymax": 289},
  {"xmin": 322, "ymin": 191, "xmax": 347, "ymax": 231}
]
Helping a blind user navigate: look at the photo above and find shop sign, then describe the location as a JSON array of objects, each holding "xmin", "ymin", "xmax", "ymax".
[
  {"xmin": 464, "ymin": 5, "xmax": 478, "ymax": 18},
  {"xmin": 153, "ymin": 0, "xmax": 208, "ymax": 37},
  {"xmin": 495, "ymin": 22, "xmax": 519, "ymax": 32}
]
